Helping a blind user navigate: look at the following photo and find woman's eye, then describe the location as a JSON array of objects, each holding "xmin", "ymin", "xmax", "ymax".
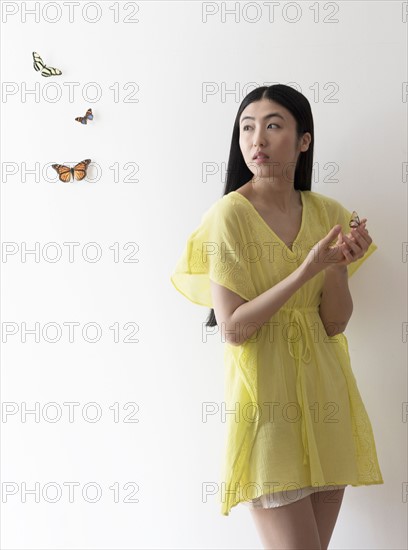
[{"xmin": 242, "ymin": 123, "xmax": 280, "ymax": 131}]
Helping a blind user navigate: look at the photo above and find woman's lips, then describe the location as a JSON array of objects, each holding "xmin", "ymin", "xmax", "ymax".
[{"xmin": 254, "ymin": 157, "xmax": 269, "ymax": 164}]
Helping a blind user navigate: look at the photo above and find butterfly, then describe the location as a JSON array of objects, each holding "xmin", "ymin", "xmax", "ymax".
[
  {"xmin": 52, "ymin": 159, "xmax": 91, "ymax": 183},
  {"xmin": 75, "ymin": 108, "xmax": 94, "ymax": 124},
  {"xmin": 349, "ymin": 211, "xmax": 361, "ymax": 228},
  {"xmin": 32, "ymin": 52, "xmax": 62, "ymax": 77}
]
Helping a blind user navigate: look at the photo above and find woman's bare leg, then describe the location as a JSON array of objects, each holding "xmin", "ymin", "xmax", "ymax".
[
  {"xmin": 249, "ymin": 494, "xmax": 322, "ymax": 550},
  {"xmin": 309, "ymin": 487, "xmax": 346, "ymax": 550}
]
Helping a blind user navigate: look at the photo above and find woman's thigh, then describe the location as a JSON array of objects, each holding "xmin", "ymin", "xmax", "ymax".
[
  {"xmin": 310, "ymin": 487, "xmax": 346, "ymax": 550},
  {"xmin": 249, "ymin": 494, "xmax": 322, "ymax": 550}
]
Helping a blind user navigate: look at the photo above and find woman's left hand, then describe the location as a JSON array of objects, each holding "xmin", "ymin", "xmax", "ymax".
[{"xmin": 332, "ymin": 218, "xmax": 373, "ymax": 267}]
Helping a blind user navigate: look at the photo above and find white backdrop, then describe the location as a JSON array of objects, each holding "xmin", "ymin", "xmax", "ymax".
[{"xmin": 1, "ymin": 1, "xmax": 406, "ymax": 549}]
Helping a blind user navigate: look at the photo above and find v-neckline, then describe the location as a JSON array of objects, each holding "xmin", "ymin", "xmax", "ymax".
[{"xmin": 230, "ymin": 190, "xmax": 307, "ymax": 254}]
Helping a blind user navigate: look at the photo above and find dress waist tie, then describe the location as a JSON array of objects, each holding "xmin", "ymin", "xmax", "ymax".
[{"xmin": 281, "ymin": 306, "xmax": 326, "ymax": 482}]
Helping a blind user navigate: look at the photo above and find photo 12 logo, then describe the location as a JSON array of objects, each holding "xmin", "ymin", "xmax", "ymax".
[
  {"xmin": 1, "ymin": 81, "xmax": 140, "ymax": 103},
  {"xmin": 1, "ymin": 2, "xmax": 140, "ymax": 24},
  {"xmin": 1, "ymin": 481, "xmax": 141, "ymax": 503}
]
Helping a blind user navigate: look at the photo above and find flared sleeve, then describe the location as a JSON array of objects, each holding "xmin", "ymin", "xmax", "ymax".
[
  {"xmin": 170, "ymin": 196, "xmax": 257, "ymax": 308},
  {"xmin": 334, "ymin": 200, "xmax": 378, "ymax": 279}
]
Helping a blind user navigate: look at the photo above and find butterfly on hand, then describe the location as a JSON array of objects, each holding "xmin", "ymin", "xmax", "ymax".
[
  {"xmin": 32, "ymin": 52, "xmax": 62, "ymax": 77},
  {"xmin": 75, "ymin": 108, "xmax": 94, "ymax": 125},
  {"xmin": 52, "ymin": 159, "xmax": 91, "ymax": 183},
  {"xmin": 349, "ymin": 211, "xmax": 361, "ymax": 228}
]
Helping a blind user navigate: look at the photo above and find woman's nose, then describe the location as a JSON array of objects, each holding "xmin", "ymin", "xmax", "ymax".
[{"xmin": 252, "ymin": 129, "xmax": 266, "ymax": 146}]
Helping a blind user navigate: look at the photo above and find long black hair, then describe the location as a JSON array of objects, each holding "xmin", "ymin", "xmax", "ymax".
[{"xmin": 205, "ymin": 84, "xmax": 315, "ymax": 327}]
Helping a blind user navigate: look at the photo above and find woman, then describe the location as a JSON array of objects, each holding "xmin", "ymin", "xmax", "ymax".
[{"xmin": 170, "ymin": 84, "xmax": 383, "ymax": 549}]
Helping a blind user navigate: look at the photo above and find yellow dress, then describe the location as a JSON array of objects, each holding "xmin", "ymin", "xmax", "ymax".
[{"xmin": 170, "ymin": 189, "xmax": 384, "ymax": 516}]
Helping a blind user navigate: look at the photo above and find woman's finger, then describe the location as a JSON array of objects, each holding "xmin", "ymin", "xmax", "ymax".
[
  {"xmin": 354, "ymin": 225, "xmax": 373, "ymax": 247},
  {"xmin": 343, "ymin": 233, "xmax": 358, "ymax": 249},
  {"xmin": 343, "ymin": 244, "xmax": 352, "ymax": 258},
  {"xmin": 343, "ymin": 234, "xmax": 363, "ymax": 257},
  {"xmin": 350, "ymin": 228, "xmax": 368, "ymax": 246}
]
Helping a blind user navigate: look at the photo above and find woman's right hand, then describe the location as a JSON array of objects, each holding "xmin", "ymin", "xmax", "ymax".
[{"xmin": 302, "ymin": 225, "xmax": 350, "ymax": 278}]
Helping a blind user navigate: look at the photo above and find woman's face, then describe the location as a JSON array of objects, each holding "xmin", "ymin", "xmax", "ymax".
[{"xmin": 239, "ymin": 98, "xmax": 309, "ymax": 183}]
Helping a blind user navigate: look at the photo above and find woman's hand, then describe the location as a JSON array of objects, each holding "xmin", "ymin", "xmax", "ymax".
[
  {"xmin": 303, "ymin": 218, "xmax": 372, "ymax": 277},
  {"xmin": 330, "ymin": 218, "xmax": 372, "ymax": 269}
]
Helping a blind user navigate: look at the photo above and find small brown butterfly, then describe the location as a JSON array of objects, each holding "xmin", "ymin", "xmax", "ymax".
[
  {"xmin": 349, "ymin": 211, "xmax": 361, "ymax": 228},
  {"xmin": 52, "ymin": 159, "xmax": 91, "ymax": 183},
  {"xmin": 75, "ymin": 108, "xmax": 93, "ymax": 124}
]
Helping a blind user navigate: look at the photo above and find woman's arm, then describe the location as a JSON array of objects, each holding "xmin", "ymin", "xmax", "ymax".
[
  {"xmin": 318, "ymin": 218, "xmax": 372, "ymax": 336},
  {"xmin": 318, "ymin": 265, "xmax": 353, "ymax": 336},
  {"xmin": 210, "ymin": 261, "xmax": 313, "ymax": 346}
]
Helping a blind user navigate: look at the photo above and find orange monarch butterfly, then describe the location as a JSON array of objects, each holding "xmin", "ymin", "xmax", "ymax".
[
  {"xmin": 52, "ymin": 159, "xmax": 91, "ymax": 183},
  {"xmin": 75, "ymin": 108, "xmax": 93, "ymax": 124},
  {"xmin": 32, "ymin": 52, "xmax": 62, "ymax": 77},
  {"xmin": 349, "ymin": 211, "xmax": 361, "ymax": 228}
]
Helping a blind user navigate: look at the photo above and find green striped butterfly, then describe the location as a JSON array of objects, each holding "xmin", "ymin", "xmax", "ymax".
[{"xmin": 32, "ymin": 52, "xmax": 62, "ymax": 77}]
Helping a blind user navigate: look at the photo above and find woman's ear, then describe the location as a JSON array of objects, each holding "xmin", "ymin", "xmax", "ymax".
[{"xmin": 300, "ymin": 132, "xmax": 312, "ymax": 152}]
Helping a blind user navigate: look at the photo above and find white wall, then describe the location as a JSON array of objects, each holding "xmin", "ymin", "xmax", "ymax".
[{"xmin": 1, "ymin": 1, "xmax": 406, "ymax": 549}]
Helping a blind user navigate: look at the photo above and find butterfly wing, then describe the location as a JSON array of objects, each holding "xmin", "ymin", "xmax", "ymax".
[
  {"xmin": 32, "ymin": 52, "xmax": 45, "ymax": 72},
  {"xmin": 75, "ymin": 109, "xmax": 93, "ymax": 124},
  {"xmin": 349, "ymin": 211, "xmax": 361, "ymax": 228},
  {"xmin": 52, "ymin": 164, "xmax": 72, "ymax": 183},
  {"xmin": 33, "ymin": 52, "xmax": 61, "ymax": 76},
  {"xmin": 41, "ymin": 65, "xmax": 62, "ymax": 77},
  {"xmin": 73, "ymin": 159, "xmax": 91, "ymax": 181}
]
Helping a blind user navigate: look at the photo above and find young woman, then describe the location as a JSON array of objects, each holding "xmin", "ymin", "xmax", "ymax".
[{"xmin": 171, "ymin": 84, "xmax": 383, "ymax": 550}]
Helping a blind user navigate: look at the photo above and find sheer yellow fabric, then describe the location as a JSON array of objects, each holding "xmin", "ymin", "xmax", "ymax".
[
  {"xmin": 170, "ymin": 197, "xmax": 257, "ymax": 308},
  {"xmin": 170, "ymin": 190, "xmax": 383, "ymax": 516}
]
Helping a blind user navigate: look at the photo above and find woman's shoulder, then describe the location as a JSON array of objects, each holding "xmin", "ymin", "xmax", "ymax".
[{"xmin": 203, "ymin": 191, "xmax": 246, "ymax": 221}]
